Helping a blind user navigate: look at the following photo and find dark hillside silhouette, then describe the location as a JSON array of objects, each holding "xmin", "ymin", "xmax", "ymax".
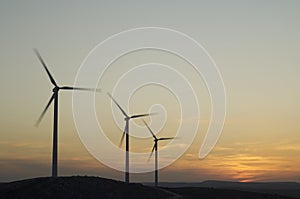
[
  {"xmin": 0, "ymin": 176, "xmax": 171, "ymax": 199},
  {"xmin": 0, "ymin": 176, "xmax": 299, "ymax": 199}
]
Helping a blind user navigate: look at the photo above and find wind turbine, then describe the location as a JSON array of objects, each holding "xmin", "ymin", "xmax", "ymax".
[
  {"xmin": 108, "ymin": 93, "xmax": 151, "ymax": 183},
  {"xmin": 143, "ymin": 120, "xmax": 174, "ymax": 187},
  {"xmin": 34, "ymin": 49, "xmax": 99, "ymax": 177}
]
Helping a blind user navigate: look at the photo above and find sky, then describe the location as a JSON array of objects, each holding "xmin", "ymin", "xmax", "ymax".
[{"xmin": 0, "ymin": 0, "xmax": 300, "ymax": 183}]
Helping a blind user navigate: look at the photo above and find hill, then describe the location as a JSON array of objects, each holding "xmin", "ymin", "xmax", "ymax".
[
  {"xmin": 168, "ymin": 187, "xmax": 298, "ymax": 199},
  {"xmin": 0, "ymin": 176, "xmax": 298, "ymax": 199},
  {"xmin": 157, "ymin": 180, "xmax": 300, "ymax": 198},
  {"xmin": 0, "ymin": 176, "xmax": 172, "ymax": 199}
]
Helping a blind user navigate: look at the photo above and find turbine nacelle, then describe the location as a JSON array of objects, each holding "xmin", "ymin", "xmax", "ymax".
[
  {"xmin": 124, "ymin": 117, "xmax": 130, "ymax": 121},
  {"xmin": 52, "ymin": 87, "xmax": 59, "ymax": 93}
]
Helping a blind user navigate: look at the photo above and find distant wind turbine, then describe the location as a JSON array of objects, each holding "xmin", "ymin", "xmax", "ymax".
[
  {"xmin": 143, "ymin": 120, "xmax": 174, "ymax": 187},
  {"xmin": 34, "ymin": 49, "xmax": 99, "ymax": 177},
  {"xmin": 108, "ymin": 93, "xmax": 152, "ymax": 183}
]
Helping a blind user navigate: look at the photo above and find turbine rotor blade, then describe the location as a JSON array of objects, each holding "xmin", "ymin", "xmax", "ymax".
[
  {"xmin": 35, "ymin": 93, "xmax": 55, "ymax": 127},
  {"xmin": 60, "ymin": 86, "xmax": 101, "ymax": 92},
  {"xmin": 148, "ymin": 143, "xmax": 156, "ymax": 162},
  {"xmin": 130, "ymin": 113, "xmax": 150, "ymax": 119},
  {"xmin": 142, "ymin": 120, "xmax": 157, "ymax": 139},
  {"xmin": 158, "ymin": 137, "xmax": 175, "ymax": 141},
  {"xmin": 33, "ymin": 49, "xmax": 57, "ymax": 87},
  {"xmin": 119, "ymin": 123, "xmax": 127, "ymax": 147},
  {"xmin": 107, "ymin": 93, "xmax": 128, "ymax": 117},
  {"xmin": 131, "ymin": 112, "xmax": 158, "ymax": 119}
]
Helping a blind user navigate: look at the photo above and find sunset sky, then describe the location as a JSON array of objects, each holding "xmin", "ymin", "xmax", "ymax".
[{"xmin": 0, "ymin": 1, "xmax": 300, "ymax": 183}]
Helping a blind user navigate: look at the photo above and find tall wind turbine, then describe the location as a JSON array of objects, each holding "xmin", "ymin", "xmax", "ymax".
[
  {"xmin": 34, "ymin": 49, "xmax": 99, "ymax": 177},
  {"xmin": 108, "ymin": 93, "xmax": 151, "ymax": 183},
  {"xmin": 143, "ymin": 120, "xmax": 174, "ymax": 187}
]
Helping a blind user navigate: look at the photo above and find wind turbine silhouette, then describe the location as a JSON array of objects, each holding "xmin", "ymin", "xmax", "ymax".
[
  {"xmin": 143, "ymin": 120, "xmax": 174, "ymax": 187},
  {"xmin": 108, "ymin": 93, "xmax": 151, "ymax": 183},
  {"xmin": 34, "ymin": 49, "xmax": 99, "ymax": 177}
]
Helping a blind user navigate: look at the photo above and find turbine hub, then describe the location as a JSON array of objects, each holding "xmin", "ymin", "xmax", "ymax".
[
  {"xmin": 52, "ymin": 87, "xmax": 59, "ymax": 92},
  {"xmin": 125, "ymin": 117, "xmax": 130, "ymax": 121}
]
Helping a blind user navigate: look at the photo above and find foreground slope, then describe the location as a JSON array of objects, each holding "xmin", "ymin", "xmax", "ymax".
[
  {"xmin": 0, "ymin": 176, "xmax": 298, "ymax": 199},
  {"xmin": 0, "ymin": 176, "xmax": 171, "ymax": 199}
]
